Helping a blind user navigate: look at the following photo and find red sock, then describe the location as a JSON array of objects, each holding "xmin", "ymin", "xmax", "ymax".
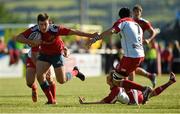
[
  {"xmin": 49, "ymin": 82, "xmax": 56, "ymax": 100},
  {"xmin": 121, "ymin": 80, "xmax": 144, "ymax": 91},
  {"xmin": 42, "ymin": 87, "xmax": 54, "ymax": 103},
  {"xmin": 40, "ymin": 81, "xmax": 54, "ymax": 103},
  {"xmin": 152, "ymin": 82, "xmax": 171, "ymax": 97}
]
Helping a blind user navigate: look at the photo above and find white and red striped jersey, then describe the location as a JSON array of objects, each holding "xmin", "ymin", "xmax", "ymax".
[{"xmin": 112, "ymin": 17, "xmax": 144, "ymax": 58}]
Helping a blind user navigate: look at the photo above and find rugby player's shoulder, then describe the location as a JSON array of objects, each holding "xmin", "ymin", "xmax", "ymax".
[
  {"xmin": 49, "ymin": 24, "xmax": 59, "ymax": 32},
  {"xmin": 139, "ymin": 18, "xmax": 150, "ymax": 23},
  {"xmin": 31, "ymin": 25, "xmax": 39, "ymax": 32}
]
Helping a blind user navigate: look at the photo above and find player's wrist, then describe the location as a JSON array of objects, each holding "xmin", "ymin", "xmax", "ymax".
[{"xmin": 91, "ymin": 35, "xmax": 100, "ymax": 43}]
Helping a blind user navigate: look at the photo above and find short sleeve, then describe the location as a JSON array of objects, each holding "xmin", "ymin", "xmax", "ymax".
[
  {"xmin": 21, "ymin": 28, "xmax": 32, "ymax": 38},
  {"xmin": 144, "ymin": 21, "xmax": 152, "ymax": 30},
  {"xmin": 57, "ymin": 26, "xmax": 71, "ymax": 35},
  {"xmin": 103, "ymin": 86, "xmax": 120, "ymax": 103},
  {"xmin": 112, "ymin": 21, "xmax": 121, "ymax": 33}
]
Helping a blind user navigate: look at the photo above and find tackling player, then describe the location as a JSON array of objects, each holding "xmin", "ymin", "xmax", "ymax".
[{"xmin": 79, "ymin": 72, "xmax": 176, "ymax": 105}]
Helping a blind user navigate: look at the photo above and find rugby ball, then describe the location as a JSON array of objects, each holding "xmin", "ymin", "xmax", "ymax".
[
  {"xmin": 28, "ymin": 31, "xmax": 41, "ymax": 40},
  {"xmin": 117, "ymin": 89, "xmax": 129, "ymax": 104}
]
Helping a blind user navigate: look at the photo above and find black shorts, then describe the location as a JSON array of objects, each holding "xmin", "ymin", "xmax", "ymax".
[{"xmin": 38, "ymin": 53, "xmax": 64, "ymax": 68}]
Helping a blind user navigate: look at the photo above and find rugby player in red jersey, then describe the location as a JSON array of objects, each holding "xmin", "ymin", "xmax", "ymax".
[
  {"xmin": 16, "ymin": 13, "xmax": 98, "ymax": 104},
  {"xmin": 88, "ymin": 7, "xmax": 153, "ymax": 104},
  {"xmin": 15, "ymin": 29, "xmax": 57, "ymax": 103},
  {"xmin": 79, "ymin": 72, "xmax": 176, "ymax": 105},
  {"xmin": 133, "ymin": 4, "xmax": 157, "ymax": 44}
]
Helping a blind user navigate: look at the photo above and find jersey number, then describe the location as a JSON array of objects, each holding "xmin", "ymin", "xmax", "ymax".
[{"xmin": 135, "ymin": 23, "xmax": 141, "ymax": 42}]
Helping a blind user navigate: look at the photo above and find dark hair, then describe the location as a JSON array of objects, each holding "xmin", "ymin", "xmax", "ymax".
[
  {"xmin": 37, "ymin": 13, "xmax": 49, "ymax": 22},
  {"xmin": 118, "ymin": 7, "xmax": 131, "ymax": 18},
  {"xmin": 133, "ymin": 4, "xmax": 143, "ymax": 12}
]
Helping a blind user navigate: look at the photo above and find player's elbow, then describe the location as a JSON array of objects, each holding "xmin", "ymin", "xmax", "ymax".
[
  {"xmin": 149, "ymin": 28, "xmax": 156, "ymax": 37},
  {"xmin": 14, "ymin": 35, "xmax": 18, "ymax": 41},
  {"xmin": 15, "ymin": 34, "xmax": 23, "ymax": 42}
]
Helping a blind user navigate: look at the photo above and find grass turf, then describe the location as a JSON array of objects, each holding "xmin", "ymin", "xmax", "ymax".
[{"xmin": 0, "ymin": 74, "xmax": 180, "ymax": 113}]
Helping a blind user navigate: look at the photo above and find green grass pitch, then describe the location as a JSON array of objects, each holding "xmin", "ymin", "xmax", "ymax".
[{"xmin": 0, "ymin": 74, "xmax": 180, "ymax": 113}]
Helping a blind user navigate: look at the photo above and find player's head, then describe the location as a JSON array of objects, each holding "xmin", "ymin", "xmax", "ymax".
[
  {"xmin": 106, "ymin": 71, "xmax": 114, "ymax": 88},
  {"xmin": 118, "ymin": 7, "xmax": 131, "ymax": 18},
  {"xmin": 37, "ymin": 13, "xmax": 50, "ymax": 33},
  {"xmin": 133, "ymin": 4, "xmax": 142, "ymax": 19}
]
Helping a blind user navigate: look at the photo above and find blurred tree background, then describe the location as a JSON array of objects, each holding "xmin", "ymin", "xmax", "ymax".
[{"xmin": 0, "ymin": 0, "xmax": 179, "ymax": 41}]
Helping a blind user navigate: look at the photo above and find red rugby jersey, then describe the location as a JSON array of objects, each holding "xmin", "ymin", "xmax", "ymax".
[
  {"xmin": 39, "ymin": 24, "xmax": 70, "ymax": 55},
  {"xmin": 22, "ymin": 24, "xmax": 70, "ymax": 55},
  {"xmin": 21, "ymin": 25, "xmax": 40, "ymax": 52},
  {"xmin": 134, "ymin": 18, "xmax": 152, "ymax": 32}
]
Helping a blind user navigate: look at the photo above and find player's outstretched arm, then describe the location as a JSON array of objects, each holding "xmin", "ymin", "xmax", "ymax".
[
  {"xmin": 78, "ymin": 96, "xmax": 106, "ymax": 104},
  {"xmin": 68, "ymin": 29, "xmax": 99, "ymax": 38},
  {"xmin": 87, "ymin": 28, "xmax": 114, "ymax": 48}
]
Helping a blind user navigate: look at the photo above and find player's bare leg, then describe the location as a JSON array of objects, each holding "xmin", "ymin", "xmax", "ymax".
[
  {"xmin": 31, "ymin": 83, "xmax": 38, "ymax": 102},
  {"xmin": 128, "ymin": 71, "xmax": 135, "ymax": 81},
  {"xmin": 46, "ymin": 69, "xmax": 56, "ymax": 102},
  {"xmin": 36, "ymin": 60, "xmax": 55, "ymax": 104},
  {"xmin": 26, "ymin": 67, "xmax": 37, "ymax": 102},
  {"xmin": 135, "ymin": 67, "xmax": 156, "ymax": 88}
]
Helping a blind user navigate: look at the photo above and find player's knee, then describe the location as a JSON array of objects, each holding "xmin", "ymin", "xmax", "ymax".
[
  {"xmin": 56, "ymin": 78, "xmax": 65, "ymax": 84},
  {"xmin": 26, "ymin": 83, "xmax": 33, "ymax": 88},
  {"xmin": 36, "ymin": 72, "xmax": 47, "ymax": 84}
]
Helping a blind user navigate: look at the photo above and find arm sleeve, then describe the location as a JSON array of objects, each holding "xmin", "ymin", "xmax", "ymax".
[
  {"xmin": 144, "ymin": 21, "xmax": 152, "ymax": 30},
  {"xmin": 112, "ymin": 22, "xmax": 121, "ymax": 33},
  {"xmin": 21, "ymin": 28, "xmax": 32, "ymax": 38},
  {"xmin": 57, "ymin": 26, "xmax": 71, "ymax": 35},
  {"xmin": 103, "ymin": 86, "xmax": 120, "ymax": 103}
]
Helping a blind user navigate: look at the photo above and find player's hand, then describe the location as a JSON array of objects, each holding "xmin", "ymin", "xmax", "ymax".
[
  {"xmin": 86, "ymin": 34, "xmax": 100, "ymax": 49},
  {"xmin": 85, "ymin": 32, "xmax": 100, "ymax": 48},
  {"xmin": 86, "ymin": 38, "xmax": 94, "ymax": 49},
  {"xmin": 63, "ymin": 47, "xmax": 70, "ymax": 58},
  {"xmin": 143, "ymin": 39, "xmax": 151, "ymax": 45},
  {"xmin": 78, "ymin": 96, "xmax": 85, "ymax": 104}
]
